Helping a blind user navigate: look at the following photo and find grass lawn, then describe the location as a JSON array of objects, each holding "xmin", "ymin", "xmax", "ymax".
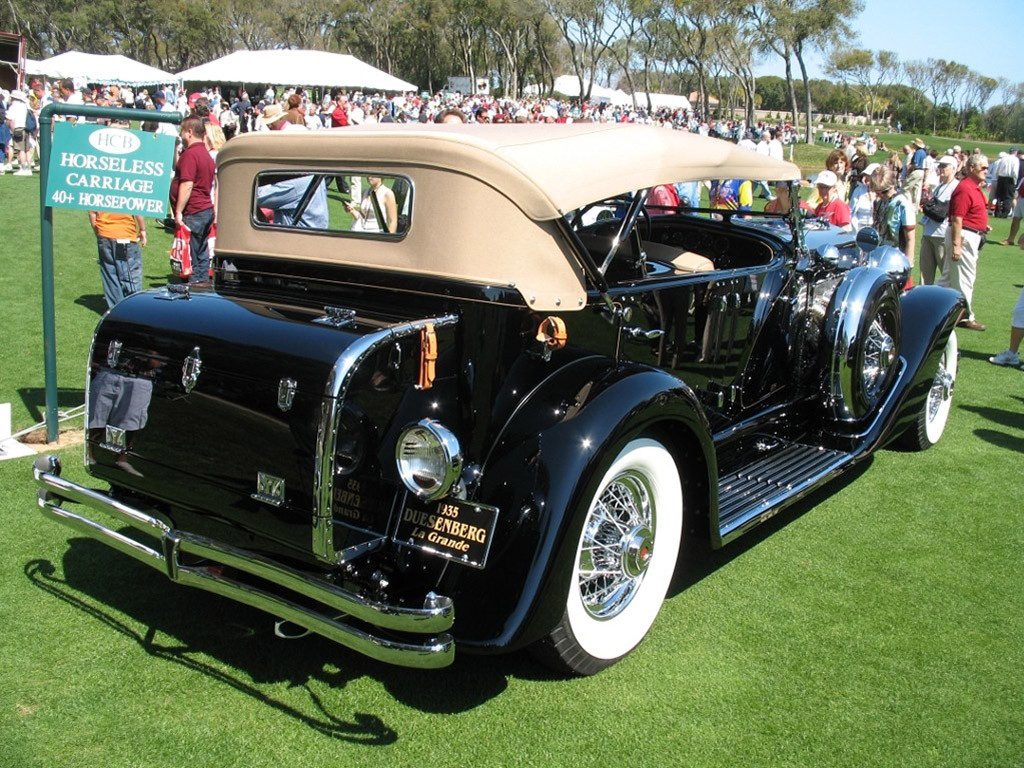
[
  {"xmin": 1, "ymin": 158, "xmax": 1023, "ymax": 768},
  {"xmin": 791, "ymin": 132, "xmax": 1017, "ymax": 177}
]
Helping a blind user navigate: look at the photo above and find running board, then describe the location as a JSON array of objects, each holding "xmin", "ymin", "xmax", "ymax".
[{"xmin": 717, "ymin": 441, "xmax": 853, "ymax": 545}]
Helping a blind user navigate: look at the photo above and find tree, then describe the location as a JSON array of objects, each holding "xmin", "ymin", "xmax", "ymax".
[
  {"xmin": 605, "ymin": 0, "xmax": 664, "ymax": 109},
  {"xmin": 957, "ymin": 70, "xmax": 997, "ymax": 133},
  {"xmin": 716, "ymin": 11, "xmax": 760, "ymax": 126},
  {"xmin": 753, "ymin": 0, "xmax": 860, "ymax": 142},
  {"xmin": 545, "ymin": 0, "xmax": 621, "ymax": 101},
  {"xmin": 826, "ymin": 47, "xmax": 898, "ymax": 122},
  {"xmin": 901, "ymin": 60, "xmax": 931, "ymax": 131},
  {"xmin": 662, "ymin": 0, "xmax": 719, "ymax": 116}
]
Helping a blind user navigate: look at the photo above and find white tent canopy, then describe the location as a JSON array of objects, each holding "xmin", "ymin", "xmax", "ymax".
[
  {"xmin": 544, "ymin": 75, "xmax": 691, "ymax": 111},
  {"xmin": 176, "ymin": 50, "xmax": 418, "ymax": 93},
  {"xmin": 548, "ymin": 74, "xmax": 630, "ymax": 105},
  {"xmin": 31, "ymin": 51, "xmax": 178, "ymax": 87},
  {"xmin": 632, "ymin": 91, "xmax": 692, "ymax": 111}
]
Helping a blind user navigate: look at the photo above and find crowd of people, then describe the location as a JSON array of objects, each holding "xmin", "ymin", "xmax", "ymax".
[
  {"xmin": 2, "ymin": 77, "xmax": 1022, "ymax": 369},
  {"xmin": 795, "ymin": 132, "xmax": 1024, "ymax": 357}
]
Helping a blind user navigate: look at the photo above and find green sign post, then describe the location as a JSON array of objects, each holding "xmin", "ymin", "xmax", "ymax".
[
  {"xmin": 38, "ymin": 103, "xmax": 181, "ymax": 442},
  {"xmin": 45, "ymin": 122, "xmax": 176, "ymax": 215}
]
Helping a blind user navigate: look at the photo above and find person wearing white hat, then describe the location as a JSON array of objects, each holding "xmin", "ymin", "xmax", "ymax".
[
  {"xmin": 919, "ymin": 155, "xmax": 960, "ymax": 285},
  {"xmin": 811, "ymin": 170, "xmax": 851, "ymax": 229},
  {"xmin": 5, "ymin": 90, "xmax": 32, "ymax": 175}
]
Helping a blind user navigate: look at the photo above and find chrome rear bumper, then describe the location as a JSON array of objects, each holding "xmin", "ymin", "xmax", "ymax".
[{"xmin": 32, "ymin": 455, "xmax": 455, "ymax": 669}]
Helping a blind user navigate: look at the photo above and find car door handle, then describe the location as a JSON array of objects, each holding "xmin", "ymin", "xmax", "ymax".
[{"xmin": 623, "ymin": 326, "xmax": 665, "ymax": 341}]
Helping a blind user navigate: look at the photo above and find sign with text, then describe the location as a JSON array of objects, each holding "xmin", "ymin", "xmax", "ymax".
[
  {"xmin": 45, "ymin": 122, "xmax": 176, "ymax": 216},
  {"xmin": 394, "ymin": 497, "xmax": 499, "ymax": 569}
]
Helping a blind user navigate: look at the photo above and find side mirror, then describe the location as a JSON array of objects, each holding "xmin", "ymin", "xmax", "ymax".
[{"xmin": 855, "ymin": 227, "xmax": 880, "ymax": 253}]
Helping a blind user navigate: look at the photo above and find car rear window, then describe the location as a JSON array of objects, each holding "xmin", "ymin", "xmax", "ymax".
[{"xmin": 251, "ymin": 171, "xmax": 412, "ymax": 237}]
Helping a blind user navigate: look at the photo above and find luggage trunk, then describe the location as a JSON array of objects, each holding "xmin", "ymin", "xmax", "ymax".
[{"xmin": 86, "ymin": 287, "xmax": 458, "ymax": 564}]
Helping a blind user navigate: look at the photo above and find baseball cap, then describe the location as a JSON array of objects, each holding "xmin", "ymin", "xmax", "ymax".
[
  {"xmin": 862, "ymin": 162, "xmax": 880, "ymax": 176},
  {"xmin": 814, "ymin": 170, "xmax": 838, "ymax": 187},
  {"xmin": 937, "ymin": 155, "xmax": 958, "ymax": 167}
]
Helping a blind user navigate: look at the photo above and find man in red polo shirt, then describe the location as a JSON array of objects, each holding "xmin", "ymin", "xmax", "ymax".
[
  {"xmin": 940, "ymin": 154, "xmax": 990, "ymax": 330},
  {"xmin": 330, "ymin": 93, "xmax": 349, "ymax": 127},
  {"xmin": 170, "ymin": 116, "xmax": 216, "ymax": 285}
]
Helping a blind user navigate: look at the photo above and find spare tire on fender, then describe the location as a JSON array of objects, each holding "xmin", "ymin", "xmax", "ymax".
[{"xmin": 825, "ymin": 267, "xmax": 902, "ymax": 422}]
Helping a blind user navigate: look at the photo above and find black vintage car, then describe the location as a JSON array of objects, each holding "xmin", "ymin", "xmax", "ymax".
[{"xmin": 33, "ymin": 124, "xmax": 963, "ymax": 675}]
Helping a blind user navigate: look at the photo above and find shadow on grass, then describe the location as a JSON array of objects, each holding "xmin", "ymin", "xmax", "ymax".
[
  {"xmin": 18, "ymin": 387, "xmax": 86, "ymax": 423},
  {"xmin": 74, "ymin": 294, "xmax": 109, "ymax": 316},
  {"xmin": 963, "ymin": 400, "xmax": 1024, "ymax": 452},
  {"xmin": 960, "ymin": 402, "xmax": 1024, "ymax": 434},
  {"xmin": 959, "ymin": 348, "xmax": 1004, "ymax": 364},
  {"xmin": 22, "ymin": 457, "xmax": 884, "ymax": 712},
  {"xmin": 973, "ymin": 429, "xmax": 1024, "ymax": 452},
  {"xmin": 25, "ymin": 537, "xmax": 514, "ymax": 731}
]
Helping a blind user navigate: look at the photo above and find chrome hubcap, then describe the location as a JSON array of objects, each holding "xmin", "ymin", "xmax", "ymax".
[
  {"xmin": 623, "ymin": 526, "xmax": 654, "ymax": 579},
  {"xmin": 862, "ymin": 319, "xmax": 896, "ymax": 400},
  {"xmin": 578, "ymin": 471, "xmax": 655, "ymax": 620}
]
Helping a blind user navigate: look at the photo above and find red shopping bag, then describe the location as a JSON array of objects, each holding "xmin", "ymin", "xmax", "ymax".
[
  {"xmin": 207, "ymin": 222, "xmax": 217, "ymax": 278},
  {"xmin": 169, "ymin": 223, "xmax": 192, "ymax": 279}
]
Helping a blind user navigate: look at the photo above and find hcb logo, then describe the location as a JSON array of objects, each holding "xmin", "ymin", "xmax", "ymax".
[{"xmin": 88, "ymin": 128, "xmax": 141, "ymax": 155}]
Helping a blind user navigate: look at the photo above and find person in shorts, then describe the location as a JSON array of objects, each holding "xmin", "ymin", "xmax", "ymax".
[{"xmin": 5, "ymin": 90, "xmax": 32, "ymax": 175}]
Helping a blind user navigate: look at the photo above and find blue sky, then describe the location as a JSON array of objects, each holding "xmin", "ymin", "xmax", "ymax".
[{"xmin": 755, "ymin": 0, "xmax": 1019, "ymax": 87}]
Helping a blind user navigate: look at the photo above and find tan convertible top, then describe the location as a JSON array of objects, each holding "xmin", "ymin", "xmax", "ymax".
[
  {"xmin": 218, "ymin": 123, "xmax": 800, "ymax": 220},
  {"xmin": 215, "ymin": 124, "xmax": 801, "ymax": 311}
]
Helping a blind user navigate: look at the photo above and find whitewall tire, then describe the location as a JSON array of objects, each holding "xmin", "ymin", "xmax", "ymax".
[
  {"xmin": 902, "ymin": 330, "xmax": 958, "ymax": 450},
  {"xmin": 534, "ymin": 438, "xmax": 683, "ymax": 675}
]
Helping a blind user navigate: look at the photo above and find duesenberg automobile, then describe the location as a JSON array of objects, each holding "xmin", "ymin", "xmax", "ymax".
[{"xmin": 33, "ymin": 124, "xmax": 964, "ymax": 675}]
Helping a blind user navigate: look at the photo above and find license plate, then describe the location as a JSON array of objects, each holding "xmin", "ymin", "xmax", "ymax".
[{"xmin": 393, "ymin": 497, "xmax": 499, "ymax": 569}]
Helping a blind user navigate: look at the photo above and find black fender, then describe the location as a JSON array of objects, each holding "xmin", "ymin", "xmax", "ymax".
[
  {"xmin": 882, "ymin": 285, "xmax": 965, "ymax": 445},
  {"xmin": 452, "ymin": 356, "xmax": 715, "ymax": 652},
  {"xmin": 825, "ymin": 284, "xmax": 964, "ymax": 451}
]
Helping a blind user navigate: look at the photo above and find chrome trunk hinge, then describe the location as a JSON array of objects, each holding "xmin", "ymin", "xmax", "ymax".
[{"xmin": 313, "ymin": 306, "xmax": 357, "ymax": 328}]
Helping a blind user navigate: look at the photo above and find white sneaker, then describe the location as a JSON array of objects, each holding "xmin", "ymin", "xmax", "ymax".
[
  {"xmin": 989, "ymin": 349, "xmax": 1021, "ymax": 367},
  {"xmin": 13, "ymin": 168, "xmax": 32, "ymax": 176}
]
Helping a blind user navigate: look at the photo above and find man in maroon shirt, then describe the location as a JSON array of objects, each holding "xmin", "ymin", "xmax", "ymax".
[
  {"xmin": 170, "ymin": 116, "xmax": 216, "ymax": 284},
  {"xmin": 940, "ymin": 154, "xmax": 990, "ymax": 330}
]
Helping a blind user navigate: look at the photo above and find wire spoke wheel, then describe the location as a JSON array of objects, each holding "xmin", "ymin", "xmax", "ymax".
[
  {"xmin": 861, "ymin": 317, "xmax": 897, "ymax": 402},
  {"xmin": 578, "ymin": 471, "xmax": 656, "ymax": 620},
  {"xmin": 533, "ymin": 438, "xmax": 682, "ymax": 676}
]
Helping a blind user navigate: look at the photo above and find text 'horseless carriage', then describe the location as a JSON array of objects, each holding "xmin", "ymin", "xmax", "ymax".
[{"xmin": 33, "ymin": 124, "xmax": 964, "ymax": 675}]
